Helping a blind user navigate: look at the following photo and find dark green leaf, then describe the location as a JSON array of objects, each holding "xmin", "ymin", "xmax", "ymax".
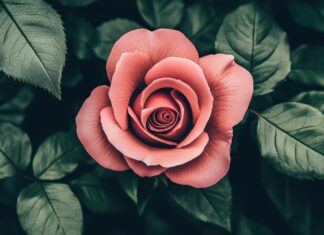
[
  {"xmin": 255, "ymin": 102, "xmax": 324, "ymax": 179},
  {"xmin": 17, "ymin": 183, "xmax": 83, "ymax": 235},
  {"xmin": 92, "ymin": 18, "xmax": 141, "ymax": 60},
  {"xmin": 32, "ymin": 131, "xmax": 84, "ymax": 180},
  {"xmin": 0, "ymin": 0, "xmax": 66, "ymax": 99},
  {"xmin": 289, "ymin": 45, "xmax": 324, "ymax": 87},
  {"xmin": 136, "ymin": 0, "xmax": 184, "ymax": 28},
  {"xmin": 0, "ymin": 87, "xmax": 34, "ymax": 125},
  {"xmin": 168, "ymin": 177, "xmax": 232, "ymax": 231},
  {"xmin": 0, "ymin": 123, "xmax": 31, "ymax": 179},
  {"xmin": 261, "ymin": 161, "xmax": 324, "ymax": 235},
  {"xmin": 215, "ymin": 2, "xmax": 291, "ymax": 95},
  {"xmin": 0, "ymin": 73, "xmax": 20, "ymax": 103},
  {"xmin": 291, "ymin": 91, "xmax": 324, "ymax": 113},
  {"xmin": 70, "ymin": 173, "xmax": 125, "ymax": 214},
  {"xmin": 66, "ymin": 15, "xmax": 94, "ymax": 60},
  {"xmin": 237, "ymin": 215, "xmax": 274, "ymax": 235},
  {"xmin": 117, "ymin": 171, "xmax": 139, "ymax": 204},
  {"xmin": 288, "ymin": 0, "xmax": 324, "ymax": 32},
  {"xmin": 137, "ymin": 177, "xmax": 159, "ymax": 215},
  {"xmin": 58, "ymin": 0, "xmax": 97, "ymax": 7},
  {"xmin": 62, "ymin": 57, "xmax": 83, "ymax": 88},
  {"xmin": 180, "ymin": 0, "xmax": 223, "ymax": 54}
]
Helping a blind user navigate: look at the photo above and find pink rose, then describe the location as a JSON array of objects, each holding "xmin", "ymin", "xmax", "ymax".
[{"xmin": 76, "ymin": 29, "xmax": 253, "ymax": 188}]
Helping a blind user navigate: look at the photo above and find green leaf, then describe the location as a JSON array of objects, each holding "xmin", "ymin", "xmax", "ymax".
[
  {"xmin": 237, "ymin": 215, "xmax": 274, "ymax": 235},
  {"xmin": 0, "ymin": 87, "xmax": 34, "ymax": 125},
  {"xmin": 70, "ymin": 173, "xmax": 125, "ymax": 214},
  {"xmin": 0, "ymin": 0, "xmax": 66, "ymax": 99},
  {"xmin": 168, "ymin": 177, "xmax": 232, "ymax": 231},
  {"xmin": 136, "ymin": 0, "xmax": 184, "ymax": 28},
  {"xmin": 0, "ymin": 123, "xmax": 31, "ymax": 179},
  {"xmin": 0, "ymin": 73, "xmax": 20, "ymax": 102},
  {"xmin": 291, "ymin": 91, "xmax": 324, "ymax": 113},
  {"xmin": 92, "ymin": 19, "xmax": 141, "ymax": 60},
  {"xmin": 288, "ymin": 0, "xmax": 324, "ymax": 32},
  {"xmin": 62, "ymin": 57, "xmax": 83, "ymax": 88},
  {"xmin": 58, "ymin": 0, "xmax": 97, "ymax": 7},
  {"xmin": 32, "ymin": 131, "xmax": 84, "ymax": 180},
  {"xmin": 261, "ymin": 161, "xmax": 324, "ymax": 235},
  {"xmin": 255, "ymin": 102, "xmax": 324, "ymax": 179},
  {"xmin": 179, "ymin": 0, "xmax": 224, "ymax": 54},
  {"xmin": 66, "ymin": 15, "xmax": 94, "ymax": 60},
  {"xmin": 117, "ymin": 171, "xmax": 139, "ymax": 204},
  {"xmin": 17, "ymin": 183, "xmax": 83, "ymax": 235},
  {"xmin": 215, "ymin": 2, "xmax": 291, "ymax": 96},
  {"xmin": 289, "ymin": 45, "xmax": 324, "ymax": 87},
  {"xmin": 137, "ymin": 177, "xmax": 159, "ymax": 215}
]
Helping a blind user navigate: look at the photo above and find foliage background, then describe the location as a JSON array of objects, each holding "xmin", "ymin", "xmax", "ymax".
[{"xmin": 0, "ymin": 0, "xmax": 323, "ymax": 234}]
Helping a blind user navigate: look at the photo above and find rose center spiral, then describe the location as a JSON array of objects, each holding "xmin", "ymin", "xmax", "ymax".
[{"xmin": 147, "ymin": 108, "xmax": 179, "ymax": 133}]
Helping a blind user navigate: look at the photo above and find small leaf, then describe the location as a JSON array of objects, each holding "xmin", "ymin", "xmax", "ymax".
[
  {"xmin": 0, "ymin": 0, "xmax": 66, "ymax": 99},
  {"xmin": 289, "ymin": 45, "xmax": 324, "ymax": 87},
  {"xmin": 237, "ymin": 215, "xmax": 274, "ymax": 235},
  {"xmin": 70, "ymin": 173, "xmax": 125, "ymax": 214},
  {"xmin": 261, "ymin": 161, "xmax": 324, "ymax": 235},
  {"xmin": 179, "ymin": 0, "xmax": 224, "ymax": 54},
  {"xmin": 62, "ymin": 57, "xmax": 83, "ymax": 88},
  {"xmin": 215, "ymin": 2, "xmax": 291, "ymax": 96},
  {"xmin": 168, "ymin": 177, "xmax": 232, "ymax": 231},
  {"xmin": 255, "ymin": 102, "xmax": 324, "ymax": 179},
  {"xmin": 0, "ymin": 123, "xmax": 31, "ymax": 179},
  {"xmin": 92, "ymin": 19, "xmax": 141, "ymax": 60},
  {"xmin": 288, "ymin": 0, "xmax": 324, "ymax": 32},
  {"xmin": 32, "ymin": 131, "xmax": 84, "ymax": 180},
  {"xmin": 136, "ymin": 0, "xmax": 184, "ymax": 28},
  {"xmin": 58, "ymin": 0, "xmax": 97, "ymax": 7},
  {"xmin": 66, "ymin": 15, "xmax": 94, "ymax": 60},
  {"xmin": 291, "ymin": 91, "xmax": 324, "ymax": 113},
  {"xmin": 117, "ymin": 171, "xmax": 139, "ymax": 204},
  {"xmin": 0, "ymin": 87, "xmax": 34, "ymax": 125},
  {"xmin": 17, "ymin": 183, "xmax": 83, "ymax": 235}
]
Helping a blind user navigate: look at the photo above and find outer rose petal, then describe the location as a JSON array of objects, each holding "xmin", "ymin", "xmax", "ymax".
[
  {"xmin": 109, "ymin": 52, "xmax": 152, "ymax": 130},
  {"xmin": 165, "ymin": 131, "xmax": 232, "ymax": 188},
  {"xmin": 124, "ymin": 157, "xmax": 166, "ymax": 177},
  {"xmin": 107, "ymin": 29, "xmax": 199, "ymax": 80},
  {"xmin": 145, "ymin": 57, "xmax": 214, "ymax": 148},
  {"xmin": 100, "ymin": 107, "xmax": 209, "ymax": 168},
  {"xmin": 199, "ymin": 54, "xmax": 253, "ymax": 130},
  {"xmin": 76, "ymin": 86, "xmax": 129, "ymax": 171}
]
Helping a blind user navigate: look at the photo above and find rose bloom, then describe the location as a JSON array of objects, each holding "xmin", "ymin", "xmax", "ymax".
[{"xmin": 76, "ymin": 29, "xmax": 253, "ymax": 188}]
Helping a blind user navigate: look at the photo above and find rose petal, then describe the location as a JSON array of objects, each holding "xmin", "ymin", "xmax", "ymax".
[
  {"xmin": 128, "ymin": 107, "xmax": 177, "ymax": 146},
  {"xmin": 109, "ymin": 52, "xmax": 152, "ymax": 130},
  {"xmin": 145, "ymin": 58, "xmax": 214, "ymax": 148},
  {"xmin": 199, "ymin": 54, "xmax": 253, "ymax": 131},
  {"xmin": 155, "ymin": 90, "xmax": 191, "ymax": 141},
  {"xmin": 107, "ymin": 29, "xmax": 199, "ymax": 79},
  {"xmin": 76, "ymin": 86, "xmax": 129, "ymax": 171},
  {"xmin": 124, "ymin": 157, "xmax": 166, "ymax": 177},
  {"xmin": 140, "ymin": 77, "xmax": 200, "ymax": 123},
  {"xmin": 100, "ymin": 107, "xmax": 209, "ymax": 168},
  {"xmin": 165, "ymin": 131, "xmax": 232, "ymax": 188}
]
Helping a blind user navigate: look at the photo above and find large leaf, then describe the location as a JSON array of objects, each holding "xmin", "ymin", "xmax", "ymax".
[
  {"xmin": 288, "ymin": 0, "xmax": 324, "ymax": 32},
  {"xmin": 289, "ymin": 45, "xmax": 324, "ymax": 87},
  {"xmin": 215, "ymin": 2, "xmax": 291, "ymax": 95},
  {"xmin": 0, "ymin": 87, "xmax": 34, "ymax": 125},
  {"xmin": 70, "ymin": 173, "xmax": 125, "ymax": 214},
  {"xmin": 92, "ymin": 19, "xmax": 141, "ymax": 60},
  {"xmin": 32, "ymin": 131, "xmax": 84, "ymax": 180},
  {"xmin": 255, "ymin": 102, "xmax": 324, "ymax": 179},
  {"xmin": 58, "ymin": 0, "xmax": 97, "ymax": 7},
  {"xmin": 0, "ymin": 123, "xmax": 31, "ymax": 179},
  {"xmin": 180, "ymin": 0, "xmax": 224, "ymax": 54},
  {"xmin": 136, "ymin": 0, "xmax": 184, "ymax": 28},
  {"xmin": 17, "ymin": 183, "xmax": 83, "ymax": 235},
  {"xmin": 262, "ymin": 161, "xmax": 324, "ymax": 235},
  {"xmin": 291, "ymin": 91, "xmax": 324, "ymax": 113},
  {"xmin": 168, "ymin": 177, "xmax": 232, "ymax": 231},
  {"xmin": 0, "ymin": 0, "xmax": 66, "ymax": 99}
]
